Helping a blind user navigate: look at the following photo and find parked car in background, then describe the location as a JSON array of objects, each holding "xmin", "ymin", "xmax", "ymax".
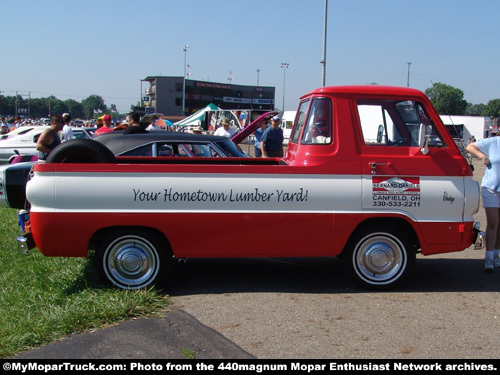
[
  {"xmin": 0, "ymin": 131, "xmax": 249, "ymax": 209},
  {"xmin": 0, "ymin": 127, "xmax": 92, "ymax": 164},
  {"xmin": 95, "ymin": 132, "xmax": 249, "ymax": 158},
  {"xmin": 0, "ymin": 126, "xmax": 40, "ymax": 141}
]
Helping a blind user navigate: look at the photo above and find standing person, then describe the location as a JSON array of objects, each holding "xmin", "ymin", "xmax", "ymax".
[
  {"xmin": 36, "ymin": 114, "xmax": 64, "ymax": 160},
  {"xmin": 192, "ymin": 125, "xmax": 203, "ymax": 134},
  {"xmin": 0, "ymin": 117, "xmax": 8, "ymax": 134},
  {"xmin": 95, "ymin": 114, "xmax": 113, "ymax": 136},
  {"xmin": 92, "ymin": 116, "xmax": 104, "ymax": 137},
  {"xmin": 214, "ymin": 118, "xmax": 235, "ymax": 137},
  {"xmin": 61, "ymin": 113, "xmax": 73, "ymax": 142},
  {"xmin": 260, "ymin": 115, "xmax": 284, "ymax": 158},
  {"xmin": 467, "ymin": 137, "xmax": 500, "ymax": 272},
  {"xmin": 124, "ymin": 112, "xmax": 148, "ymax": 134},
  {"xmin": 254, "ymin": 122, "xmax": 267, "ymax": 157}
]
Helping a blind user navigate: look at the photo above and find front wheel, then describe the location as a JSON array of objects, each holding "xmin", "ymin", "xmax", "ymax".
[
  {"xmin": 97, "ymin": 229, "xmax": 169, "ymax": 290},
  {"xmin": 343, "ymin": 225, "xmax": 416, "ymax": 290}
]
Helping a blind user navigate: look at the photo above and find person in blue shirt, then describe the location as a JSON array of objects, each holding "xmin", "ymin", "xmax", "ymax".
[
  {"xmin": 260, "ymin": 116, "xmax": 284, "ymax": 158},
  {"xmin": 254, "ymin": 123, "xmax": 267, "ymax": 157},
  {"xmin": 467, "ymin": 136, "xmax": 500, "ymax": 272}
]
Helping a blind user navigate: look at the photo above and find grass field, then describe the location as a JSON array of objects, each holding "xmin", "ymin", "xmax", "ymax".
[{"xmin": 0, "ymin": 207, "xmax": 169, "ymax": 358}]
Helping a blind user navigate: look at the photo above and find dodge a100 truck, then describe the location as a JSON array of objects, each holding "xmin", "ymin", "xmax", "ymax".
[{"xmin": 18, "ymin": 86, "xmax": 482, "ymax": 290}]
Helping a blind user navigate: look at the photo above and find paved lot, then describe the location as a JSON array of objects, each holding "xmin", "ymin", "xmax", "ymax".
[{"xmin": 167, "ymin": 158, "xmax": 500, "ymax": 359}]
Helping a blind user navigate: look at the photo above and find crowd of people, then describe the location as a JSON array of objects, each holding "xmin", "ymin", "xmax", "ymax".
[{"xmin": 5, "ymin": 110, "xmax": 285, "ymax": 161}]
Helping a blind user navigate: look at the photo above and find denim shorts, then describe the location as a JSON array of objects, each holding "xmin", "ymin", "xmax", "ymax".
[{"xmin": 481, "ymin": 187, "xmax": 500, "ymax": 208}]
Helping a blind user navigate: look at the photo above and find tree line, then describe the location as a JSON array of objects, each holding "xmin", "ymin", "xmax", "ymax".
[
  {"xmin": 0, "ymin": 94, "xmax": 120, "ymax": 120},
  {"xmin": 1, "ymin": 82, "xmax": 500, "ymax": 119},
  {"xmin": 425, "ymin": 82, "xmax": 500, "ymax": 117}
]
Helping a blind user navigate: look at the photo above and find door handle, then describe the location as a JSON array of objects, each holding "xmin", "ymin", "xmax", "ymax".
[{"xmin": 370, "ymin": 162, "xmax": 392, "ymax": 169}]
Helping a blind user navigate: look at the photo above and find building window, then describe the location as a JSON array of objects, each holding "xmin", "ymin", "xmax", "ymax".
[
  {"xmin": 175, "ymin": 98, "xmax": 182, "ymax": 107},
  {"xmin": 175, "ymin": 83, "xmax": 183, "ymax": 92}
]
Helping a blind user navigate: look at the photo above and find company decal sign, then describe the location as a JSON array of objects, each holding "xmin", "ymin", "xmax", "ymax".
[
  {"xmin": 371, "ymin": 176, "xmax": 421, "ymax": 208},
  {"xmin": 133, "ymin": 187, "xmax": 309, "ymax": 205},
  {"xmin": 30, "ymin": 172, "xmax": 365, "ymax": 214}
]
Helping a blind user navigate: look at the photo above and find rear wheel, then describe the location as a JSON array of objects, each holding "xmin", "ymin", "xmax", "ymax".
[
  {"xmin": 343, "ymin": 225, "xmax": 415, "ymax": 290},
  {"xmin": 97, "ymin": 229, "xmax": 169, "ymax": 290}
]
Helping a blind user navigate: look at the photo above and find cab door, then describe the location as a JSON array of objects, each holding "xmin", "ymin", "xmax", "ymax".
[{"xmin": 357, "ymin": 98, "xmax": 466, "ymax": 225}]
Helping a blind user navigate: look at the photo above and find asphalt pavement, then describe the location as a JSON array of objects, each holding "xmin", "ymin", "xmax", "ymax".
[{"xmin": 13, "ymin": 309, "xmax": 254, "ymax": 359}]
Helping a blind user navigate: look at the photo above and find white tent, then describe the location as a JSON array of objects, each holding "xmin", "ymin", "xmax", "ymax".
[{"xmin": 174, "ymin": 103, "xmax": 220, "ymax": 127}]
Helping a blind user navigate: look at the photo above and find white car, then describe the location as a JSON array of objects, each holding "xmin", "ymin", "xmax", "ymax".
[
  {"xmin": 0, "ymin": 126, "xmax": 92, "ymax": 164},
  {"xmin": 0, "ymin": 125, "xmax": 40, "ymax": 141}
]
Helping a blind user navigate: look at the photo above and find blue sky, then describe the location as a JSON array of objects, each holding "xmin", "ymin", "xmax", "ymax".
[{"xmin": 1, "ymin": 0, "xmax": 499, "ymax": 113}]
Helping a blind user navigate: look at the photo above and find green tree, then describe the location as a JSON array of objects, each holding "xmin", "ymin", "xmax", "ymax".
[
  {"xmin": 0, "ymin": 95, "xmax": 16, "ymax": 116},
  {"xmin": 82, "ymin": 95, "xmax": 107, "ymax": 119},
  {"xmin": 465, "ymin": 103, "xmax": 486, "ymax": 116},
  {"xmin": 29, "ymin": 97, "xmax": 50, "ymax": 118},
  {"xmin": 51, "ymin": 100, "xmax": 68, "ymax": 117},
  {"xmin": 425, "ymin": 82, "xmax": 467, "ymax": 115},
  {"xmin": 482, "ymin": 99, "xmax": 500, "ymax": 118},
  {"xmin": 64, "ymin": 99, "xmax": 84, "ymax": 118}
]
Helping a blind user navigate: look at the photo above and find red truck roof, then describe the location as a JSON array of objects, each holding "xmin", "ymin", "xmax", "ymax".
[{"xmin": 302, "ymin": 85, "xmax": 427, "ymax": 99}]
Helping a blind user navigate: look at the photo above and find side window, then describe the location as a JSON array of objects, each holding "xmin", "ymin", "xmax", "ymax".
[
  {"xmin": 357, "ymin": 99, "xmax": 445, "ymax": 148},
  {"xmin": 207, "ymin": 145, "xmax": 225, "ymax": 157},
  {"xmin": 290, "ymin": 100, "xmax": 309, "ymax": 143},
  {"xmin": 301, "ymin": 98, "xmax": 332, "ymax": 144},
  {"xmin": 157, "ymin": 144, "xmax": 174, "ymax": 157},
  {"xmin": 188, "ymin": 143, "xmax": 211, "ymax": 157},
  {"xmin": 177, "ymin": 144, "xmax": 191, "ymax": 156},
  {"xmin": 122, "ymin": 144, "xmax": 153, "ymax": 156},
  {"xmin": 358, "ymin": 104, "xmax": 402, "ymax": 145}
]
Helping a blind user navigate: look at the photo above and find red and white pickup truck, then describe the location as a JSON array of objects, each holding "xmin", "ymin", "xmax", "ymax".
[{"xmin": 20, "ymin": 86, "xmax": 482, "ymax": 290}]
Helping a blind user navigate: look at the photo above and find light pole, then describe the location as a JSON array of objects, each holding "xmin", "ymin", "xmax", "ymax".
[
  {"xmin": 321, "ymin": 0, "xmax": 328, "ymax": 87},
  {"xmin": 407, "ymin": 62, "xmax": 412, "ymax": 87},
  {"xmin": 281, "ymin": 63, "xmax": 289, "ymax": 111},
  {"xmin": 182, "ymin": 44, "xmax": 189, "ymax": 116}
]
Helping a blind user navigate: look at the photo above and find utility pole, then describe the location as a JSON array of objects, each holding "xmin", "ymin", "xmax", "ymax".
[
  {"xmin": 281, "ymin": 63, "xmax": 289, "ymax": 111},
  {"xmin": 256, "ymin": 69, "xmax": 260, "ymax": 86},
  {"xmin": 407, "ymin": 62, "xmax": 412, "ymax": 87},
  {"xmin": 321, "ymin": 0, "xmax": 328, "ymax": 87},
  {"xmin": 182, "ymin": 44, "xmax": 189, "ymax": 116}
]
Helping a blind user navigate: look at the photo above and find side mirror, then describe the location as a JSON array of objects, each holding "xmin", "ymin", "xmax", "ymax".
[
  {"xmin": 376, "ymin": 125, "xmax": 384, "ymax": 143},
  {"xmin": 419, "ymin": 124, "xmax": 429, "ymax": 155}
]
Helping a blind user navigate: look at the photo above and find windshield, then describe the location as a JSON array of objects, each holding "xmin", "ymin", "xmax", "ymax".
[
  {"xmin": 301, "ymin": 98, "xmax": 332, "ymax": 144},
  {"xmin": 216, "ymin": 139, "xmax": 248, "ymax": 157},
  {"xmin": 290, "ymin": 100, "xmax": 309, "ymax": 143}
]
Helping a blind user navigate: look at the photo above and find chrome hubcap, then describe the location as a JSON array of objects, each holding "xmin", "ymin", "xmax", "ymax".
[
  {"xmin": 355, "ymin": 234, "xmax": 405, "ymax": 284},
  {"xmin": 104, "ymin": 236, "xmax": 159, "ymax": 289}
]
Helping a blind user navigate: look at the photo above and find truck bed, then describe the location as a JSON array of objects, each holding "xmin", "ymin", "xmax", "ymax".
[{"xmin": 115, "ymin": 156, "xmax": 284, "ymax": 166}]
